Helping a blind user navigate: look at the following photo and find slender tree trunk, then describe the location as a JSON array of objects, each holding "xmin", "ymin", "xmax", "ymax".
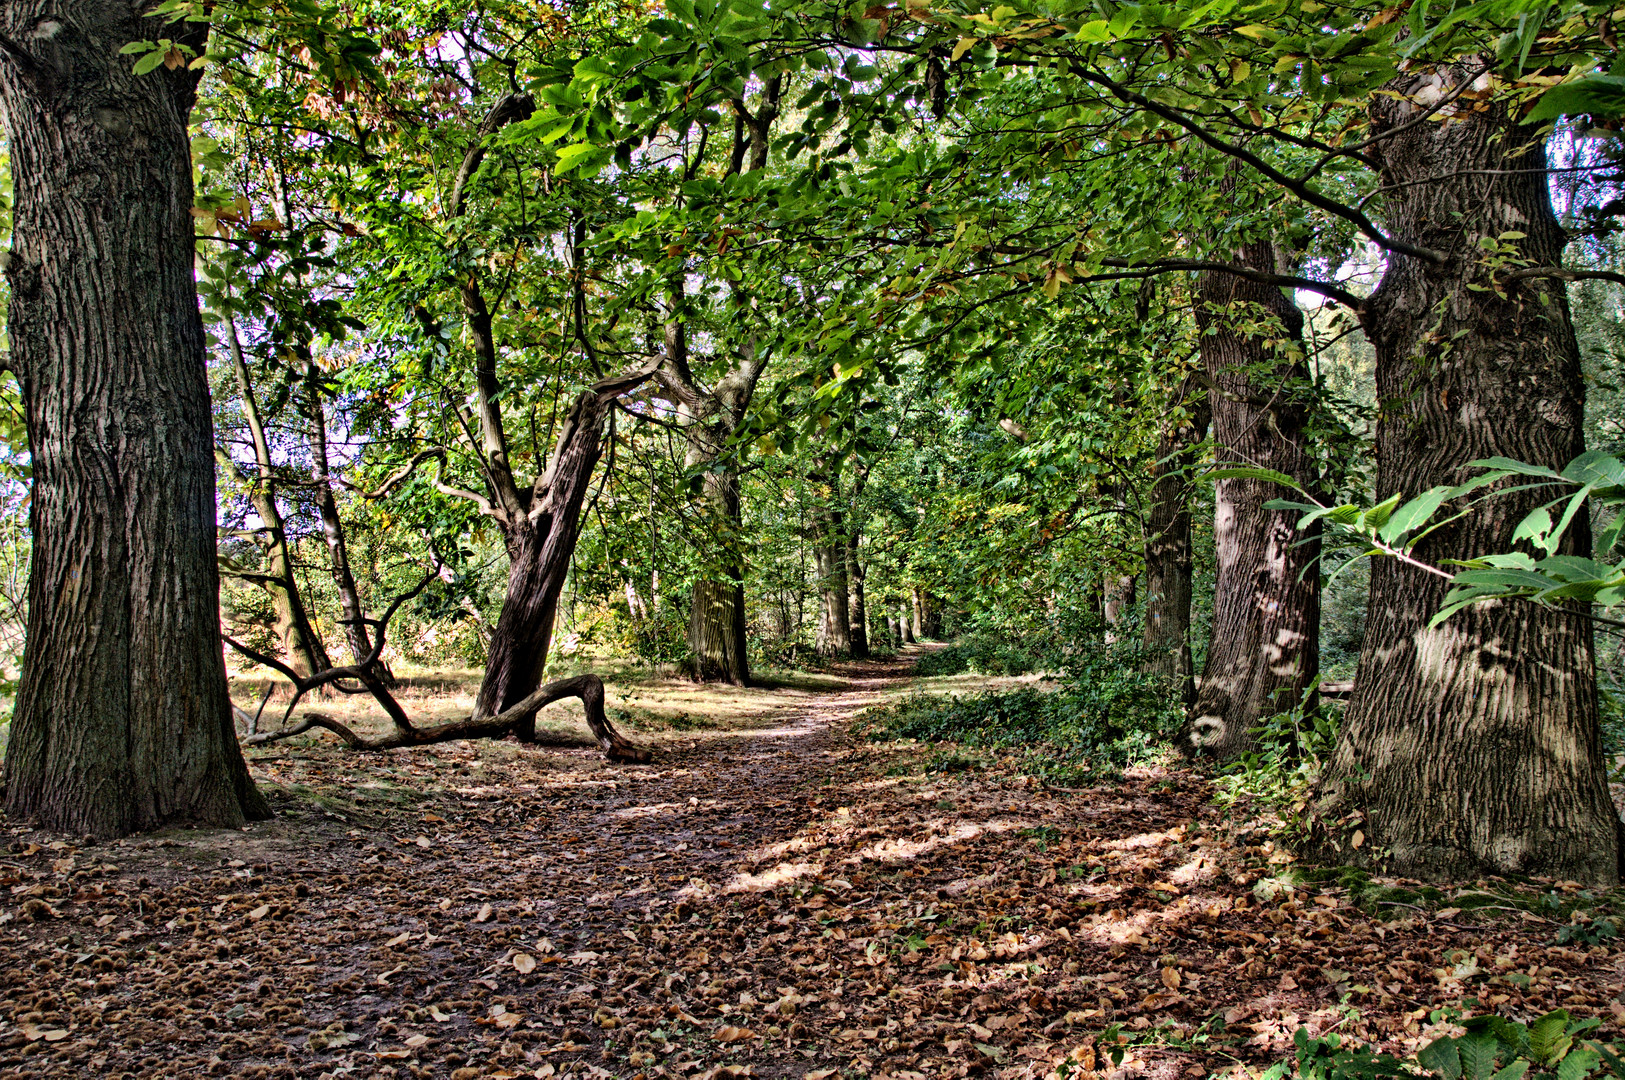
[
  {"xmin": 1181, "ymin": 241, "xmax": 1322, "ymax": 759},
  {"xmin": 1143, "ymin": 380, "xmax": 1210, "ymax": 704},
  {"xmin": 846, "ymin": 532, "xmax": 868, "ymax": 659},
  {"xmin": 900, "ymin": 603, "xmax": 916, "ymax": 644},
  {"xmin": 0, "ymin": 6, "xmax": 267, "ymax": 835},
  {"xmin": 226, "ymin": 320, "xmax": 329, "ymax": 679},
  {"xmin": 1316, "ymin": 76, "xmax": 1621, "ymax": 883},
  {"xmin": 305, "ymin": 370, "xmax": 413, "ymax": 732}
]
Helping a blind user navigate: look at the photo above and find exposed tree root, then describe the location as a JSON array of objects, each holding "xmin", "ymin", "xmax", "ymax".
[{"xmin": 241, "ymin": 673, "xmax": 650, "ymax": 762}]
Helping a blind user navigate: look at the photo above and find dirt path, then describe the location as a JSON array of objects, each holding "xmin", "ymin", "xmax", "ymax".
[{"xmin": 2, "ymin": 651, "xmax": 1622, "ymax": 1080}]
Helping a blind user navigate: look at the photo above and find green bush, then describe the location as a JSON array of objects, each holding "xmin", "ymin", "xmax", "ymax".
[
  {"xmin": 862, "ymin": 642, "xmax": 1183, "ymax": 782},
  {"xmin": 913, "ymin": 632, "xmax": 1042, "ymax": 677},
  {"xmin": 1265, "ymin": 1009, "xmax": 1625, "ymax": 1080}
]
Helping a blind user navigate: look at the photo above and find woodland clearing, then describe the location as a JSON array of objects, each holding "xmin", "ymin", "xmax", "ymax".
[{"xmin": 1, "ymin": 648, "xmax": 1621, "ymax": 1080}]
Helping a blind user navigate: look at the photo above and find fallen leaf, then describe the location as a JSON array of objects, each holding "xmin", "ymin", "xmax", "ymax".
[
  {"xmin": 475, "ymin": 903, "xmax": 493, "ymax": 923},
  {"xmin": 1351, "ymin": 830, "xmax": 1365, "ymax": 849},
  {"xmin": 1161, "ymin": 966, "xmax": 1181, "ymax": 989},
  {"xmin": 714, "ymin": 1025, "xmax": 755, "ymax": 1043},
  {"xmin": 404, "ymin": 1034, "xmax": 430, "ymax": 1047},
  {"xmin": 512, "ymin": 952, "xmax": 536, "ymax": 974},
  {"xmin": 247, "ymin": 904, "xmax": 270, "ymax": 921}
]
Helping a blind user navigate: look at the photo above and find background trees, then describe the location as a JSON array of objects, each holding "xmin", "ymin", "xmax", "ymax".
[{"xmin": 0, "ymin": 0, "xmax": 1622, "ymax": 881}]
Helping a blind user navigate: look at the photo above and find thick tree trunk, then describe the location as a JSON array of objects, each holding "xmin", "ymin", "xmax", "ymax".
[
  {"xmin": 815, "ymin": 527, "xmax": 851, "ymax": 656},
  {"xmin": 0, "ymin": 6, "xmax": 267, "ymax": 835},
  {"xmin": 900, "ymin": 604, "xmax": 916, "ymax": 644},
  {"xmin": 1181, "ymin": 241, "xmax": 1321, "ymax": 760},
  {"xmin": 1142, "ymin": 381, "xmax": 1209, "ymax": 704},
  {"xmin": 846, "ymin": 532, "xmax": 868, "ymax": 659},
  {"xmin": 686, "ymin": 460, "xmax": 748, "ymax": 684},
  {"xmin": 1316, "ymin": 76, "xmax": 1621, "ymax": 883}
]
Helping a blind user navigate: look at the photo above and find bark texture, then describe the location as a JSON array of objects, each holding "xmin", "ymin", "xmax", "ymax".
[
  {"xmin": 0, "ymin": 3, "xmax": 269, "ymax": 836},
  {"xmin": 846, "ymin": 532, "xmax": 868, "ymax": 659},
  {"xmin": 474, "ymin": 374, "xmax": 649, "ymax": 726},
  {"xmin": 1317, "ymin": 73, "xmax": 1621, "ymax": 883},
  {"xmin": 1142, "ymin": 379, "xmax": 1210, "ymax": 703},
  {"xmin": 815, "ymin": 513, "xmax": 852, "ymax": 656},
  {"xmin": 1181, "ymin": 241, "xmax": 1321, "ymax": 759}
]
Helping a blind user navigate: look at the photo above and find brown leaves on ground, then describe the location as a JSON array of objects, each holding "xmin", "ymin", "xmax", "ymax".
[{"xmin": 0, "ymin": 653, "xmax": 1621, "ymax": 1080}]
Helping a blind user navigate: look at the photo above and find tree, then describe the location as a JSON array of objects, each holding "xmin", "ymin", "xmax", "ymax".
[
  {"xmin": 1183, "ymin": 241, "xmax": 1322, "ymax": 758},
  {"xmin": 1313, "ymin": 73, "xmax": 1622, "ymax": 882},
  {"xmin": 0, "ymin": 2, "xmax": 269, "ymax": 836}
]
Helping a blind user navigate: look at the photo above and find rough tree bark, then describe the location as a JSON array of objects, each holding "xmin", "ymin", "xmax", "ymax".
[
  {"xmin": 814, "ymin": 515, "xmax": 852, "ymax": 656},
  {"xmin": 1103, "ymin": 574, "xmax": 1137, "ymax": 645},
  {"xmin": 0, "ymin": 3, "xmax": 269, "ymax": 835},
  {"xmin": 1315, "ymin": 70, "xmax": 1621, "ymax": 883},
  {"xmin": 846, "ymin": 532, "xmax": 869, "ymax": 659},
  {"xmin": 1180, "ymin": 240, "xmax": 1321, "ymax": 760},
  {"xmin": 1142, "ymin": 376, "xmax": 1210, "ymax": 704}
]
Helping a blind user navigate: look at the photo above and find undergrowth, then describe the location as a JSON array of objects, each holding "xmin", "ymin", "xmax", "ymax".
[{"xmin": 859, "ymin": 640, "xmax": 1182, "ymax": 783}]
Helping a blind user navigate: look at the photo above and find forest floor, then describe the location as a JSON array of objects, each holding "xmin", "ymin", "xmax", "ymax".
[{"xmin": 2, "ymin": 647, "xmax": 1623, "ymax": 1080}]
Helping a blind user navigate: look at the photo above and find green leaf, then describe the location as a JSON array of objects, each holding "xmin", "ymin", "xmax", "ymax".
[
  {"xmin": 1204, "ymin": 466, "xmax": 1298, "ymax": 488},
  {"xmin": 1419, "ymin": 1036, "xmax": 1464, "ymax": 1080},
  {"xmin": 132, "ymin": 49, "xmax": 168, "ymax": 76},
  {"xmin": 1376, "ymin": 485, "xmax": 1453, "ymax": 546},
  {"xmin": 1526, "ymin": 76, "xmax": 1625, "ymax": 122},
  {"xmin": 1528, "ymin": 1010, "xmax": 1572, "ymax": 1064}
]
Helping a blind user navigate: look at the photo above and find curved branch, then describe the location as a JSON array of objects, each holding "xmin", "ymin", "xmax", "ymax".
[
  {"xmin": 1070, "ymin": 64, "xmax": 1446, "ymax": 265},
  {"xmin": 241, "ymin": 673, "xmax": 650, "ymax": 760}
]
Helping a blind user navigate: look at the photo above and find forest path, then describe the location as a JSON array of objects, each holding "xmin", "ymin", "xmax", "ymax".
[{"xmin": 3, "ymin": 650, "xmax": 1623, "ymax": 1080}]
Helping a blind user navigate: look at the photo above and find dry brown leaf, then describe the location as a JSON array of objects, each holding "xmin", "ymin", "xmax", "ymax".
[
  {"xmin": 714, "ymin": 1025, "xmax": 755, "ymax": 1043},
  {"xmin": 1160, "ymin": 966, "xmax": 1181, "ymax": 989},
  {"xmin": 247, "ymin": 904, "xmax": 270, "ymax": 921},
  {"xmin": 475, "ymin": 902, "xmax": 493, "ymax": 923},
  {"xmin": 512, "ymin": 952, "xmax": 536, "ymax": 974},
  {"xmin": 404, "ymin": 1034, "xmax": 430, "ymax": 1047}
]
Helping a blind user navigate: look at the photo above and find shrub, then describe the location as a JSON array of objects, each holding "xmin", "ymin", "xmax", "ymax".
[{"xmin": 1264, "ymin": 1009, "xmax": 1625, "ymax": 1080}]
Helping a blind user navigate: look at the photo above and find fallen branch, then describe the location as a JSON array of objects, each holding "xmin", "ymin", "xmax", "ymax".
[{"xmin": 241, "ymin": 673, "xmax": 650, "ymax": 762}]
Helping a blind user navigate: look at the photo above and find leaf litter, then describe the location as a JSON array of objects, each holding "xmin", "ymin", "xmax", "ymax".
[{"xmin": 0, "ymin": 651, "xmax": 1621, "ymax": 1079}]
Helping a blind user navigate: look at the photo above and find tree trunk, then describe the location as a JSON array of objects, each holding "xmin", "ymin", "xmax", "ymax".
[
  {"xmin": 900, "ymin": 603, "xmax": 916, "ymax": 644},
  {"xmin": 1103, "ymin": 574, "xmax": 1137, "ymax": 645},
  {"xmin": 814, "ymin": 522, "xmax": 852, "ymax": 657},
  {"xmin": 0, "ymin": 8, "xmax": 268, "ymax": 836},
  {"xmin": 305, "ymin": 369, "xmax": 413, "ymax": 732},
  {"xmin": 685, "ymin": 456, "xmax": 748, "ymax": 684},
  {"xmin": 476, "ymin": 389, "xmax": 609, "ymax": 726},
  {"xmin": 226, "ymin": 320, "xmax": 329, "ymax": 679},
  {"xmin": 1181, "ymin": 241, "xmax": 1322, "ymax": 760},
  {"xmin": 1142, "ymin": 379, "xmax": 1209, "ymax": 704},
  {"xmin": 846, "ymin": 532, "xmax": 868, "ymax": 659},
  {"xmin": 1315, "ymin": 75, "xmax": 1621, "ymax": 883}
]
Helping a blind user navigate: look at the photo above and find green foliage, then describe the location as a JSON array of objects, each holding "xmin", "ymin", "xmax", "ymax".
[
  {"xmin": 1261, "ymin": 1010, "xmax": 1625, "ymax": 1080},
  {"xmin": 913, "ymin": 633, "xmax": 1042, "ymax": 677},
  {"xmin": 860, "ymin": 639, "xmax": 1182, "ymax": 782},
  {"xmin": 1212, "ymin": 683, "xmax": 1341, "ymax": 829}
]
